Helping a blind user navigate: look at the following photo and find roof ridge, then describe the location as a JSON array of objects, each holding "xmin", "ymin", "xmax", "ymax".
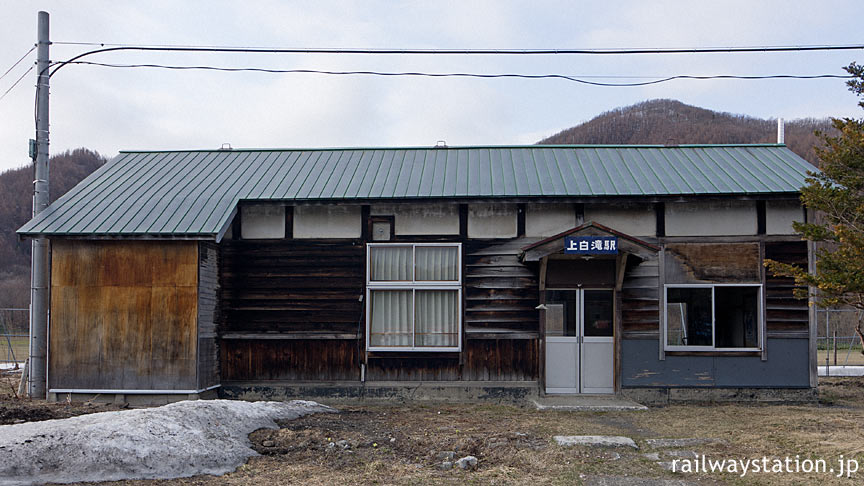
[{"xmin": 118, "ymin": 143, "xmax": 789, "ymax": 153}]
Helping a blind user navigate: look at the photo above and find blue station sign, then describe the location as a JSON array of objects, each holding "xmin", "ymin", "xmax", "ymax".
[{"xmin": 564, "ymin": 236, "xmax": 618, "ymax": 255}]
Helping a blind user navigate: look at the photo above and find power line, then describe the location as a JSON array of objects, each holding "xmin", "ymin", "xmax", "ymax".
[
  {"xmin": 0, "ymin": 65, "xmax": 33, "ymax": 102},
  {"xmin": 63, "ymin": 61, "xmax": 854, "ymax": 87},
  {"xmin": 45, "ymin": 43, "xmax": 864, "ymax": 77},
  {"xmin": 50, "ymin": 41, "xmax": 864, "ymax": 53},
  {"xmin": 0, "ymin": 45, "xmax": 36, "ymax": 82}
]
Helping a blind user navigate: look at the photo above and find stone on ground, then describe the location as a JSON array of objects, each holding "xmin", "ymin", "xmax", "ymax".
[
  {"xmin": 455, "ymin": 455, "xmax": 478, "ymax": 470},
  {"xmin": 644, "ymin": 438, "xmax": 725, "ymax": 449},
  {"xmin": 554, "ymin": 435, "xmax": 638, "ymax": 449}
]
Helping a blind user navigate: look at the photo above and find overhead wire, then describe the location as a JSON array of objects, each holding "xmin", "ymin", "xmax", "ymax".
[
  {"xmin": 62, "ymin": 61, "xmax": 854, "ymax": 87},
  {"xmin": 0, "ymin": 65, "xmax": 34, "ymax": 102},
  {"xmin": 0, "ymin": 45, "xmax": 36, "ymax": 82},
  {"xmin": 44, "ymin": 43, "xmax": 864, "ymax": 78},
  {"xmin": 48, "ymin": 41, "xmax": 864, "ymax": 53}
]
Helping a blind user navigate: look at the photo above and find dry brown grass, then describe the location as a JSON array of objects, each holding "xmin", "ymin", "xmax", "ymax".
[{"xmin": 9, "ymin": 378, "xmax": 862, "ymax": 486}]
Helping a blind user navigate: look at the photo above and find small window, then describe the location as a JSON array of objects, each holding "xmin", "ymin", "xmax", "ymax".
[
  {"xmin": 664, "ymin": 284, "xmax": 761, "ymax": 351},
  {"xmin": 366, "ymin": 243, "xmax": 461, "ymax": 351},
  {"xmin": 370, "ymin": 216, "xmax": 393, "ymax": 241}
]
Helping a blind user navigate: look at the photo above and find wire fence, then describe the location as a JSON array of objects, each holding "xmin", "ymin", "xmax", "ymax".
[
  {"xmin": 816, "ymin": 308, "xmax": 864, "ymax": 369},
  {"xmin": 0, "ymin": 308, "xmax": 28, "ymax": 367}
]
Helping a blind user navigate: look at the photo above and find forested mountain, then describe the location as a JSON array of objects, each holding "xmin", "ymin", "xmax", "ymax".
[
  {"xmin": 0, "ymin": 149, "xmax": 106, "ymax": 306},
  {"xmin": 539, "ymin": 99, "xmax": 833, "ymax": 165}
]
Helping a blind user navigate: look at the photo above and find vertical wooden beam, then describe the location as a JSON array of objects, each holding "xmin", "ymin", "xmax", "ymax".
[
  {"xmin": 654, "ymin": 202, "xmax": 666, "ymax": 237},
  {"xmin": 538, "ymin": 256, "xmax": 548, "ymax": 394},
  {"xmin": 284, "ymin": 205, "xmax": 294, "ymax": 239},
  {"xmin": 360, "ymin": 205, "xmax": 371, "ymax": 241},
  {"xmin": 614, "ymin": 287, "xmax": 623, "ymax": 393},
  {"xmin": 807, "ymin": 239, "xmax": 818, "ymax": 388},
  {"xmin": 459, "ymin": 204, "xmax": 468, "ymax": 238},
  {"xmin": 756, "ymin": 200, "xmax": 766, "ymax": 235},
  {"xmin": 759, "ymin": 241, "xmax": 768, "ymax": 361},
  {"xmin": 232, "ymin": 206, "xmax": 242, "ymax": 240},
  {"xmin": 658, "ymin": 247, "xmax": 666, "ymax": 361},
  {"xmin": 517, "ymin": 203, "xmax": 526, "ymax": 237},
  {"xmin": 574, "ymin": 203, "xmax": 585, "ymax": 226},
  {"xmin": 614, "ymin": 253, "xmax": 626, "ymax": 393}
]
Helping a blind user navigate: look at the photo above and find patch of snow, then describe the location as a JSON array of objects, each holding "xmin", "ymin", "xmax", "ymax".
[
  {"xmin": 819, "ymin": 365, "xmax": 864, "ymax": 377},
  {"xmin": 0, "ymin": 399, "xmax": 335, "ymax": 486},
  {"xmin": 0, "ymin": 363, "xmax": 23, "ymax": 371}
]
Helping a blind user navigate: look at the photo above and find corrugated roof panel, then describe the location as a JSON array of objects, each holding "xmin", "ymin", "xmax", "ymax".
[
  {"xmin": 62, "ymin": 152, "xmax": 157, "ymax": 234},
  {"xmin": 170, "ymin": 151, "xmax": 252, "ymax": 233},
  {"xmin": 95, "ymin": 151, "xmax": 185, "ymax": 233},
  {"xmin": 137, "ymin": 152, "xmax": 223, "ymax": 233},
  {"xmin": 698, "ymin": 147, "xmax": 750, "ymax": 193},
  {"xmin": 17, "ymin": 144, "xmax": 813, "ymax": 238}
]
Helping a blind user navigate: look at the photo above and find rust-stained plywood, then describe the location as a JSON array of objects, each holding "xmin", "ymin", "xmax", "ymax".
[
  {"xmin": 665, "ymin": 243, "xmax": 761, "ymax": 283},
  {"xmin": 49, "ymin": 240, "xmax": 198, "ymax": 391}
]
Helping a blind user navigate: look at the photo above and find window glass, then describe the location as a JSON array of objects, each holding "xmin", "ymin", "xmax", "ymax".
[
  {"xmin": 369, "ymin": 290, "xmax": 413, "ymax": 347},
  {"xmin": 715, "ymin": 286, "xmax": 759, "ymax": 348},
  {"xmin": 666, "ymin": 288, "xmax": 713, "ymax": 347},
  {"xmin": 583, "ymin": 290, "xmax": 614, "ymax": 337},
  {"xmin": 545, "ymin": 290, "xmax": 578, "ymax": 336},
  {"xmin": 370, "ymin": 246, "xmax": 412, "ymax": 281},
  {"xmin": 414, "ymin": 290, "xmax": 459, "ymax": 347},
  {"xmin": 415, "ymin": 246, "xmax": 458, "ymax": 281},
  {"xmin": 367, "ymin": 243, "xmax": 461, "ymax": 351}
]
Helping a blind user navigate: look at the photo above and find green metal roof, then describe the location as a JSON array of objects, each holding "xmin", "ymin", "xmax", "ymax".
[{"xmin": 17, "ymin": 144, "xmax": 813, "ymax": 240}]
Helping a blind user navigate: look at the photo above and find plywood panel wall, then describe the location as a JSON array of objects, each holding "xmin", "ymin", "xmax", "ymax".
[{"xmin": 49, "ymin": 240, "xmax": 198, "ymax": 391}]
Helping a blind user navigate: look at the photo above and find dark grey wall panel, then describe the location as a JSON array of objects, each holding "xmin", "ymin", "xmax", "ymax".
[
  {"xmin": 622, "ymin": 339, "xmax": 715, "ymax": 387},
  {"xmin": 622, "ymin": 338, "xmax": 810, "ymax": 388},
  {"xmin": 713, "ymin": 339, "xmax": 809, "ymax": 387}
]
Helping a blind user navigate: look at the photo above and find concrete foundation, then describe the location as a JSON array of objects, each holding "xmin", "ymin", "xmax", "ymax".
[
  {"xmin": 47, "ymin": 389, "xmax": 219, "ymax": 406},
  {"xmin": 620, "ymin": 387, "xmax": 818, "ymax": 406},
  {"xmin": 221, "ymin": 381, "xmax": 539, "ymax": 405}
]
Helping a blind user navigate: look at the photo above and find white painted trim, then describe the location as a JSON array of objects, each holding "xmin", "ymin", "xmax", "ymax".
[
  {"xmin": 49, "ymin": 385, "xmax": 222, "ymax": 395},
  {"xmin": 663, "ymin": 283, "xmax": 763, "ymax": 352}
]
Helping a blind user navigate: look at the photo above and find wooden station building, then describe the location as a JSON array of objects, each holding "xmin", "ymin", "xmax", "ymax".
[{"xmin": 18, "ymin": 144, "xmax": 817, "ymax": 404}]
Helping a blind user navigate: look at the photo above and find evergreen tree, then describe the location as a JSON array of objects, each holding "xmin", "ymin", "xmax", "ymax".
[{"xmin": 765, "ymin": 63, "xmax": 864, "ymax": 352}]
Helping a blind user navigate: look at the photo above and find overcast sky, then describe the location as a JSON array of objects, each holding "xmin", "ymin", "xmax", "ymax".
[{"xmin": 0, "ymin": 1, "xmax": 862, "ymax": 173}]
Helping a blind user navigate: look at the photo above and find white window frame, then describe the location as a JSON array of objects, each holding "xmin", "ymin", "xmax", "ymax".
[
  {"xmin": 366, "ymin": 242, "xmax": 462, "ymax": 352},
  {"xmin": 663, "ymin": 283, "xmax": 763, "ymax": 352}
]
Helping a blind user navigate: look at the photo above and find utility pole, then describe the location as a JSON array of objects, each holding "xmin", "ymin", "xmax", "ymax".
[{"xmin": 29, "ymin": 10, "xmax": 50, "ymax": 399}]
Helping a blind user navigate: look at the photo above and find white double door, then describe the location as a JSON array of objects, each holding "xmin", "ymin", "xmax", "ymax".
[{"xmin": 545, "ymin": 289, "xmax": 614, "ymax": 394}]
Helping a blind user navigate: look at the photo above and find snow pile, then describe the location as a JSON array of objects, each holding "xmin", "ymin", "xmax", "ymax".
[{"xmin": 0, "ymin": 399, "xmax": 335, "ymax": 485}]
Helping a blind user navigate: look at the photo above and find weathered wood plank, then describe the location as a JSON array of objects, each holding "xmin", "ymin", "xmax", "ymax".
[{"xmin": 49, "ymin": 240, "xmax": 198, "ymax": 391}]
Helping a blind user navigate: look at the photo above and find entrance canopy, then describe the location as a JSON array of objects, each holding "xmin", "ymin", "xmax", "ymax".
[{"xmin": 520, "ymin": 221, "xmax": 660, "ymax": 263}]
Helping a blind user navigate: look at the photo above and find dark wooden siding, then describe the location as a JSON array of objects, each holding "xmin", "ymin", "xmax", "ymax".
[
  {"xmin": 464, "ymin": 338, "xmax": 538, "ymax": 381},
  {"xmin": 197, "ymin": 242, "xmax": 220, "ymax": 389},
  {"xmin": 220, "ymin": 239, "xmax": 364, "ymax": 335},
  {"xmin": 462, "ymin": 239, "xmax": 539, "ymax": 381},
  {"xmin": 765, "ymin": 241, "xmax": 809, "ymax": 333},
  {"xmin": 219, "ymin": 237, "xmax": 540, "ymax": 382},
  {"xmin": 621, "ymin": 255, "xmax": 660, "ymax": 337},
  {"xmin": 219, "ymin": 239, "xmax": 364, "ymax": 382},
  {"xmin": 463, "ymin": 240, "xmax": 539, "ymax": 334},
  {"xmin": 49, "ymin": 240, "xmax": 198, "ymax": 391},
  {"xmin": 221, "ymin": 339, "xmax": 359, "ymax": 381}
]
